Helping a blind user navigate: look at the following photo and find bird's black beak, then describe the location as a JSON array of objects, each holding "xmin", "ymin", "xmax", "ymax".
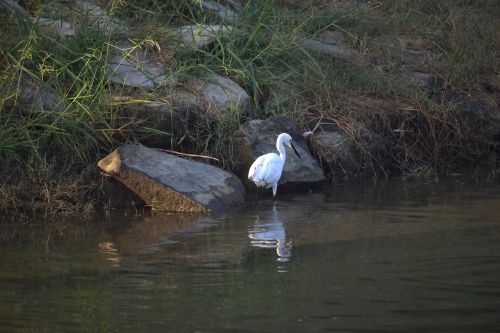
[{"xmin": 291, "ymin": 142, "xmax": 301, "ymax": 158}]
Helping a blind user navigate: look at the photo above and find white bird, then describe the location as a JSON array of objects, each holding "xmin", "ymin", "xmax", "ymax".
[{"xmin": 248, "ymin": 133, "xmax": 300, "ymax": 197}]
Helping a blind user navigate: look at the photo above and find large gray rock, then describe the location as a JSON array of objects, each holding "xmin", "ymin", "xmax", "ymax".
[
  {"xmin": 75, "ymin": 0, "xmax": 124, "ymax": 34},
  {"xmin": 222, "ymin": 0, "xmax": 243, "ymax": 11},
  {"xmin": 399, "ymin": 38, "xmax": 436, "ymax": 68},
  {"xmin": 98, "ymin": 144, "xmax": 245, "ymax": 213},
  {"xmin": 192, "ymin": 72, "xmax": 250, "ymax": 114},
  {"xmin": 37, "ymin": 17, "xmax": 76, "ymax": 36},
  {"xmin": 233, "ymin": 117, "xmax": 326, "ymax": 187},
  {"xmin": 101, "ymin": 178, "xmax": 145, "ymax": 208},
  {"xmin": 201, "ymin": 1, "xmax": 238, "ymax": 22},
  {"xmin": 406, "ymin": 71, "xmax": 445, "ymax": 96},
  {"xmin": 305, "ymin": 123, "xmax": 388, "ymax": 182},
  {"xmin": 113, "ymin": 98, "xmax": 186, "ymax": 147},
  {"xmin": 107, "ymin": 44, "xmax": 169, "ymax": 90},
  {"xmin": 0, "ymin": 0, "xmax": 76, "ymax": 36},
  {"xmin": 442, "ymin": 91, "xmax": 500, "ymax": 142},
  {"xmin": 172, "ymin": 24, "xmax": 233, "ymax": 50},
  {"xmin": 173, "ymin": 72, "xmax": 250, "ymax": 118},
  {"xmin": 13, "ymin": 76, "xmax": 64, "ymax": 113}
]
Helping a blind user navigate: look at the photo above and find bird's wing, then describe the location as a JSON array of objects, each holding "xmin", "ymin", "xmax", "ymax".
[
  {"xmin": 248, "ymin": 153, "xmax": 283, "ymax": 188},
  {"xmin": 248, "ymin": 154, "xmax": 267, "ymax": 179}
]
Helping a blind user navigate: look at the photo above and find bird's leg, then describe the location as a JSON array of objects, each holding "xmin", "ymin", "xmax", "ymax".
[
  {"xmin": 254, "ymin": 186, "xmax": 259, "ymax": 205},
  {"xmin": 272, "ymin": 183, "xmax": 277, "ymax": 197}
]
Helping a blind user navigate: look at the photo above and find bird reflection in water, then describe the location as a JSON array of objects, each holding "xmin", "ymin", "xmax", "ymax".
[{"xmin": 248, "ymin": 204, "xmax": 292, "ymax": 263}]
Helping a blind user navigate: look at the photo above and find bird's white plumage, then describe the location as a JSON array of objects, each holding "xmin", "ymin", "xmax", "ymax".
[
  {"xmin": 248, "ymin": 153, "xmax": 284, "ymax": 188},
  {"xmin": 248, "ymin": 133, "xmax": 296, "ymax": 197}
]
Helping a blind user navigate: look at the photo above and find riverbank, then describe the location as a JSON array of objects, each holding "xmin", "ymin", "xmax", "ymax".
[{"xmin": 1, "ymin": 0, "xmax": 499, "ymax": 220}]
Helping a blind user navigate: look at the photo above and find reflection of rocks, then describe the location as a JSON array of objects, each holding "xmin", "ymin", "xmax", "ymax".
[
  {"xmin": 249, "ymin": 204, "xmax": 291, "ymax": 262},
  {"xmin": 100, "ymin": 213, "xmax": 202, "ymax": 260},
  {"xmin": 233, "ymin": 117, "xmax": 326, "ymax": 187},
  {"xmin": 98, "ymin": 143, "xmax": 246, "ymax": 213}
]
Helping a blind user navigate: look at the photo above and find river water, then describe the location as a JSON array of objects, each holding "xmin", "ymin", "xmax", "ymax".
[{"xmin": 1, "ymin": 179, "xmax": 500, "ymax": 332}]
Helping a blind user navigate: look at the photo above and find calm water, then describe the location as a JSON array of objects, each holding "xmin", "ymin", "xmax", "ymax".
[{"xmin": 1, "ymin": 179, "xmax": 500, "ymax": 332}]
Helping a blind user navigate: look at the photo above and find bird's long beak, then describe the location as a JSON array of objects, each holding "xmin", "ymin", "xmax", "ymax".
[{"xmin": 290, "ymin": 142, "xmax": 301, "ymax": 158}]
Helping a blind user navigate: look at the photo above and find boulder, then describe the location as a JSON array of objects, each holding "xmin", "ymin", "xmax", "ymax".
[
  {"xmin": 75, "ymin": 0, "xmax": 124, "ymax": 34},
  {"xmin": 201, "ymin": 1, "xmax": 238, "ymax": 22},
  {"xmin": 305, "ymin": 123, "xmax": 388, "ymax": 182},
  {"xmin": 398, "ymin": 37, "xmax": 440, "ymax": 70},
  {"xmin": 37, "ymin": 17, "xmax": 76, "ymax": 36},
  {"xmin": 303, "ymin": 30, "xmax": 353, "ymax": 59},
  {"xmin": 98, "ymin": 144, "xmax": 246, "ymax": 213},
  {"xmin": 192, "ymin": 72, "xmax": 250, "ymax": 114},
  {"xmin": 107, "ymin": 44, "xmax": 169, "ymax": 90},
  {"xmin": 442, "ymin": 91, "xmax": 500, "ymax": 142},
  {"xmin": 13, "ymin": 76, "xmax": 64, "ymax": 113},
  {"xmin": 172, "ymin": 24, "xmax": 233, "ymax": 50},
  {"xmin": 233, "ymin": 117, "xmax": 326, "ymax": 187},
  {"xmin": 101, "ymin": 178, "xmax": 145, "ymax": 208},
  {"xmin": 173, "ymin": 72, "xmax": 250, "ymax": 119},
  {"xmin": 222, "ymin": 0, "xmax": 243, "ymax": 11},
  {"xmin": 0, "ymin": 0, "xmax": 76, "ymax": 36},
  {"xmin": 407, "ymin": 71, "xmax": 445, "ymax": 96},
  {"xmin": 114, "ymin": 99, "xmax": 185, "ymax": 147}
]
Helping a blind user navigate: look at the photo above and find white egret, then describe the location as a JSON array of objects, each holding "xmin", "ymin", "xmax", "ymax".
[{"xmin": 248, "ymin": 133, "xmax": 300, "ymax": 197}]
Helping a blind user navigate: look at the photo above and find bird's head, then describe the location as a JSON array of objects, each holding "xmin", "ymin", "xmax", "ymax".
[{"xmin": 278, "ymin": 133, "xmax": 301, "ymax": 158}]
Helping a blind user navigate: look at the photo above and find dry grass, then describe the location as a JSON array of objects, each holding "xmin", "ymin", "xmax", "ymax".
[{"xmin": 0, "ymin": 163, "xmax": 100, "ymax": 223}]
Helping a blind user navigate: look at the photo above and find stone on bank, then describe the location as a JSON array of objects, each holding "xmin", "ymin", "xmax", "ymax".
[
  {"xmin": 98, "ymin": 144, "xmax": 246, "ymax": 213},
  {"xmin": 233, "ymin": 117, "xmax": 326, "ymax": 187}
]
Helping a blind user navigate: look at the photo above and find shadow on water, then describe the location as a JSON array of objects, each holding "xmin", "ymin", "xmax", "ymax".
[{"xmin": 1, "ymin": 178, "xmax": 500, "ymax": 332}]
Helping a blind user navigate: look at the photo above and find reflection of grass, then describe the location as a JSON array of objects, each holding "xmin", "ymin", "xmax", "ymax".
[{"xmin": 0, "ymin": 0, "xmax": 498, "ymax": 219}]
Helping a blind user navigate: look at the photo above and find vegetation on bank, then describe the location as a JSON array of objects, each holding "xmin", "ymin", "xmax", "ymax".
[{"xmin": 0, "ymin": 0, "xmax": 499, "ymax": 220}]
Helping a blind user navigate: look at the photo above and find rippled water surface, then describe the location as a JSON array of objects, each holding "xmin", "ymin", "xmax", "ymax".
[{"xmin": 1, "ymin": 179, "xmax": 500, "ymax": 332}]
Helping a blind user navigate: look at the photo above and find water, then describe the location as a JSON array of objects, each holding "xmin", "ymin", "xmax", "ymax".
[{"xmin": 1, "ymin": 179, "xmax": 500, "ymax": 332}]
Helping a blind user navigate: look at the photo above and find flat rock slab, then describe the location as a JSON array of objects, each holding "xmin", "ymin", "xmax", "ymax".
[
  {"xmin": 233, "ymin": 117, "xmax": 325, "ymax": 186},
  {"xmin": 107, "ymin": 44, "xmax": 169, "ymax": 89},
  {"xmin": 173, "ymin": 24, "xmax": 233, "ymax": 50},
  {"xmin": 303, "ymin": 31, "xmax": 353, "ymax": 59},
  {"xmin": 98, "ymin": 144, "xmax": 246, "ymax": 213}
]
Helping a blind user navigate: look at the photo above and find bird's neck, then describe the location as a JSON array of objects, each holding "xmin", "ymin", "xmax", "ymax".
[{"xmin": 277, "ymin": 141, "xmax": 286, "ymax": 161}]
